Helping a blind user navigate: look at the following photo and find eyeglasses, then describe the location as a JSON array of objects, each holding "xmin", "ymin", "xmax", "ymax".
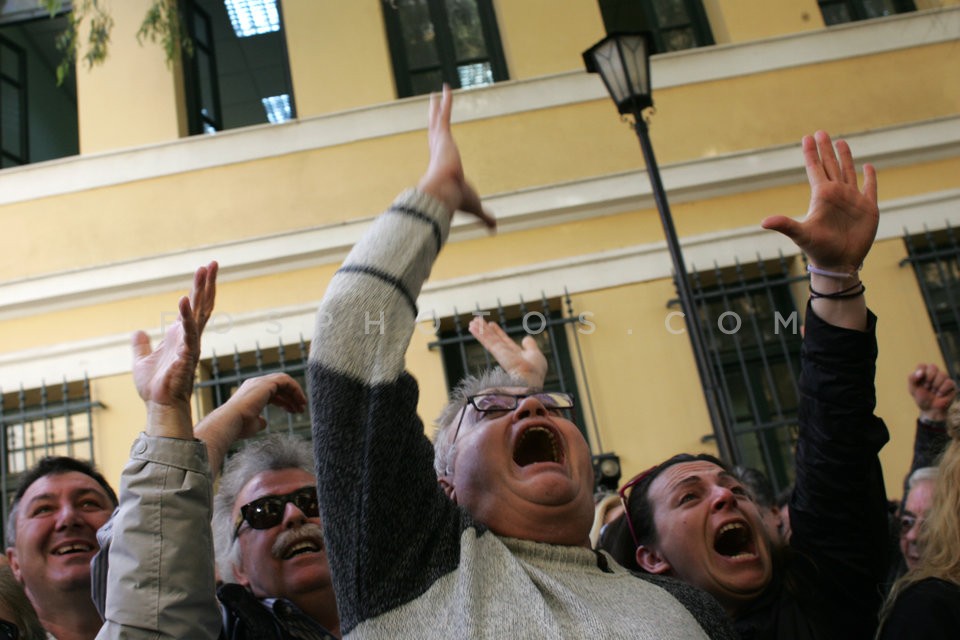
[
  {"xmin": 0, "ymin": 620, "xmax": 19, "ymax": 640},
  {"xmin": 452, "ymin": 391, "xmax": 575, "ymax": 443},
  {"xmin": 617, "ymin": 465, "xmax": 658, "ymax": 549},
  {"xmin": 233, "ymin": 486, "xmax": 319, "ymax": 538},
  {"xmin": 899, "ymin": 513, "xmax": 924, "ymax": 535}
]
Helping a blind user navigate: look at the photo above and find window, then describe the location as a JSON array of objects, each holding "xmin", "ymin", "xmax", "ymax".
[
  {"xmin": 684, "ymin": 258, "xmax": 806, "ymax": 494},
  {"xmin": 194, "ymin": 338, "xmax": 312, "ymax": 448},
  {"xmin": 381, "ymin": 0, "xmax": 508, "ymax": 98},
  {"xmin": 1, "ymin": 376, "xmax": 100, "ymax": 542},
  {"xmin": 0, "ymin": 11, "xmax": 79, "ymax": 168},
  {"xmin": 599, "ymin": 0, "xmax": 714, "ymax": 54},
  {"xmin": 817, "ymin": 0, "xmax": 915, "ymax": 26},
  {"xmin": 903, "ymin": 227, "xmax": 960, "ymax": 380},
  {"xmin": 181, "ymin": 0, "xmax": 295, "ymax": 135}
]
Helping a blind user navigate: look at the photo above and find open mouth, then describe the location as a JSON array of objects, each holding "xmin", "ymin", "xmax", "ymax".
[
  {"xmin": 281, "ymin": 538, "xmax": 324, "ymax": 560},
  {"xmin": 713, "ymin": 522, "xmax": 757, "ymax": 560},
  {"xmin": 513, "ymin": 425, "xmax": 563, "ymax": 467},
  {"xmin": 52, "ymin": 542, "xmax": 94, "ymax": 556}
]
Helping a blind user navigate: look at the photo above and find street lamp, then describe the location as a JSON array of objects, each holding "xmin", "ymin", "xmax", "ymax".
[{"xmin": 583, "ymin": 32, "xmax": 734, "ymax": 463}]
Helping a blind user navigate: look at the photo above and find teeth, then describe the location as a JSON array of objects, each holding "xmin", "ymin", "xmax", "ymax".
[
  {"xmin": 283, "ymin": 540, "xmax": 322, "ymax": 559},
  {"xmin": 718, "ymin": 523, "xmax": 745, "ymax": 536},
  {"xmin": 54, "ymin": 543, "xmax": 93, "ymax": 555}
]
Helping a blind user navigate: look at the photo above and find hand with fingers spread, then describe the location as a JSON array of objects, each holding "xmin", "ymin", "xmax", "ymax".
[
  {"xmin": 468, "ymin": 317, "xmax": 548, "ymax": 388},
  {"xmin": 131, "ymin": 261, "xmax": 218, "ymax": 439},
  {"xmin": 417, "ymin": 84, "xmax": 496, "ymax": 229},
  {"xmin": 908, "ymin": 363, "xmax": 957, "ymax": 423},
  {"xmin": 194, "ymin": 372, "xmax": 307, "ymax": 477},
  {"xmin": 762, "ymin": 132, "xmax": 877, "ymax": 330},
  {"xmin": 761, "ymin": 131, "xmax": 878, "ymax": 275}
]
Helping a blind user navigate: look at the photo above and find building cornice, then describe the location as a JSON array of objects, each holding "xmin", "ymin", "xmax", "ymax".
[{"xmin": 0, "ymin": 8, "xmax": 955, "ymax": 207}]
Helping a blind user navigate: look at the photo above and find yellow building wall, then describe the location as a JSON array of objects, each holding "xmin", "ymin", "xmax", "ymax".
[
  {"xmin": 569, "ymin": 281, "xmax": 716, "ymax": 479},
  {"xmin": 76, "ymin": 0, "xmax": 182, "ymax": 154},
  {"xmin": 703, "ymin": 0, "xmax": 823, "ymax": 43},
  {"xmin": 90, "ymin": 373, "xmax": 145, "ymax": 490},
  {"xmin": 283, "ymin": 0, "xmax": 396, "ymax": 116},
  {"xmin": 5, "ymin": 34, "xmax": 957, "ymax": 281},
  {"xmin": 493, "ymin": 0, "xmax": 605, "ymax": 79}
]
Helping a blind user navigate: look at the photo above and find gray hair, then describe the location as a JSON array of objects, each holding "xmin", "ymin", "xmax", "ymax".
[
  {"xmin": 908, "ymin": 466, "xmax": 939, "ymax": 490},
  {"xmin": 433, "ymin": 368, "xmax": 530, "ymax": 477},
  {"xmin": 213, "ymin": 433, "xmax": 315, "ymax": 584}
]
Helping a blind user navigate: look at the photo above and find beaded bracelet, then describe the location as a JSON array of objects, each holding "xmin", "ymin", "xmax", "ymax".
[{"xmin": 809, "ymin": 281, "xmax": 865, "ymax": 300}]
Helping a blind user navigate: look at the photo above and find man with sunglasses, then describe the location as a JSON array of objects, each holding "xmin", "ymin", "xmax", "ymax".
[
  {"xmin": 306, "ymin": 86, "xmax": 734, "ymax": 639},
  {"xmin": 211, "ymin": 434, "xmax": 339, "ymax": 639}
]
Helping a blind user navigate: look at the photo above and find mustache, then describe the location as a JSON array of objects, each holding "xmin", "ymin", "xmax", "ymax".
[{"xmin": 271, "ymin": 522, "xmax": 325, "ymax": 559}]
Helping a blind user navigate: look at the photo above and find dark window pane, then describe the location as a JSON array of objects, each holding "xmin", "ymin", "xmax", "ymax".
[
  {"xmin": 662, "ymin": 27, "xmax": 696, "ymax": 52},
  {"xmin": 0, "ymin": 43, "xmax": 19, "ymax": 79},
  {"xmin": 410, "ymin": 69, "xmax": 444, "ymax": 95},
  {"xmin": 445, "ymin": 0, "xmax": 487, "ymax": 60},
  {"xmin": 654, "ymin": 0, "xmax": 692, "ymax": 28},
  {"xmin": 1, "ymin": 82, "xmax": 21, "ymax": 152},
  {"xmin": 822, "ymin": 5, "xmax": 852, "ymax": 24},
  {"xmin": 397, "ymin": 0, "xmax": 440, "ymax": 70},
  {"xmin": 861, "ymin": 0, "xmax": 898, "ymax": 18}
]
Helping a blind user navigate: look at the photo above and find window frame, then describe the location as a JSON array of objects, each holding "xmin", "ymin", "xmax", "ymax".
[
  {"xmin": 640, "ymin": 0, "xmax": 714, "ymax": 54},
  {"xmin": 381, "ymin": 0, "xmax": 509, "ymax": 98},
  {"xmin": 681, "ymin": 258, "xmax": 807, "ymax": 494}
]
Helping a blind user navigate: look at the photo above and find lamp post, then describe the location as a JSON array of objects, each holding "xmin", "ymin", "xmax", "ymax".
[{"xmin": 583, "ymin": 32, "xmax": 733, "ymax": 463}]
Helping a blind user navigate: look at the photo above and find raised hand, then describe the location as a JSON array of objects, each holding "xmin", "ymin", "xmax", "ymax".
[
  {"xmin": 761, "ymin": 131, "xmax": 878, "ymax": 275},
  {"xmin": 469, "ymin": 317, "xmax": 548, "ymax": 387},
  {"xmin": 908, "ymin": 363, "xmax": 957, "ymax": 423},
  {"xmin": 417, "ymin": 84, "xmax": 495, "ymax": 228},
  {"xmin": 195, "ymin": 372, "xmax": 307, "ymax": 477},
  {"xmin": 131, "ymin": 261, "xmax": 218, "ymax": 438}
]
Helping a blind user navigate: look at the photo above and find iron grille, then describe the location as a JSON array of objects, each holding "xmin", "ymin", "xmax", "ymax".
[
  {"xmin": 902, "ymin": 226, "xmax": 960, "ymax": 380},
  {"xmin": 1, "ymin": 376, "xmax": 100, "ymax": 542}
]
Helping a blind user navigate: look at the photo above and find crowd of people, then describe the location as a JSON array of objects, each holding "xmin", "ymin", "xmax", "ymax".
[{"xmin": 1, "ymin": 86, "xmax": 957, "ymax": 639}]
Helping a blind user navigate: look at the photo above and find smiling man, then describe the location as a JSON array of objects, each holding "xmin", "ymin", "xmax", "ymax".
[
  {"xmin": 5, "ymin": 457, "xmax": 118, "ymax": 640},
  {"xmin": 307, "ymin": 87, "xmax": 735, "ymax": 640}
]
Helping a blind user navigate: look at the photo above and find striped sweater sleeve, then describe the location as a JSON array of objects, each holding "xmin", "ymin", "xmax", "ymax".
[
  {"xmin": 309, "ymin": 188, "xmax": 450, "ymax": 382},
  {"xmin": 309, "ymin": 189, "xmax": 468, "ymax": 634}
]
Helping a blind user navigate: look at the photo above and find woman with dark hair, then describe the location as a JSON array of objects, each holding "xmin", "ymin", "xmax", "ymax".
[{"xmin": 600, "ymin": 130, "xmax": 890, "ymax": 640}]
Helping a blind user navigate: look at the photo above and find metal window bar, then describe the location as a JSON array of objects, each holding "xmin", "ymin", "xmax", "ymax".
[
  {"xmin": 673, "ymin": 256, "xmax": 807, "ymax": 493},
  {"xmin": 0, "ymin": 375, "xmax": 100, "ymax": 540},
  {"xmin": 902, "ymin": 226, "xmax": 960, "ymax": 380},
  {"xmin": 193, "ymin": 337, "xmax": 312, "ymax": 445},
  {"xmin": 427, "ymin": 293, "xmax": 600, "ymax": 451}
]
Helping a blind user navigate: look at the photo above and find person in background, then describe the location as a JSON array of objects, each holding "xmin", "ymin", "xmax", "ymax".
[
  {"xmin": 0, "ymin": 564, "xmax": 46, "ymax": 640},
  {"xmin": 5, "ymin": 456, "xmax": 117, "ymax": 640},
  {"xmin": 877, "ymin": 405, "xmax": 960, "ymax": 639}
]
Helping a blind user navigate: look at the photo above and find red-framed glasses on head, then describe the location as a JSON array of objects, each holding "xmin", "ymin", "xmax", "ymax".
[{"xmin": 617, "ymin": 465, "xmax": 658, "ymax": 549}]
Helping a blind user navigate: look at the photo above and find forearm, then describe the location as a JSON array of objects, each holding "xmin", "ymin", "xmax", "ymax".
[
  {"xmin": 95, "ymin": 434, "xmax": 220, "ymax": 640},
  {"xmin": 309, "ymin": 189, "xmax": 452, "ymax": 383},
  {"xmin": 809, "ymin": 272, "xmax": 867, "ymax": 332}
]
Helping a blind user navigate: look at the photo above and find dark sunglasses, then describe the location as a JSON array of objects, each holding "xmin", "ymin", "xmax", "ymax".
[
  {"xmin": 0, "ymin": 620, "xmax": 18, "ymax": 640},
  {"xmin": 233, "ymin": 485, "xmax": 319, "ymax": 538}
]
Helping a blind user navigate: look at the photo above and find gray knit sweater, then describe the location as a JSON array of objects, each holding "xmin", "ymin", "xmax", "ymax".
[{"xmin": 309, "ymin": 189, "xmax": 729, "ymax": 639}]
